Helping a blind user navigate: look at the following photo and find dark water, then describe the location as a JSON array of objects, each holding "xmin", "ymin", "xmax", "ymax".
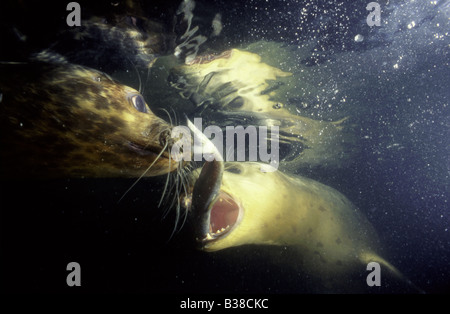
[{"xmin": 0, "ymin": 0, "xmax": 449, "ymax": 296}]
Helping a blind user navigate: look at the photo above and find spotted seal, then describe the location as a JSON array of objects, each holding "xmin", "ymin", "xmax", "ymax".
[{"xmin": 0, "ymin": 55, "xmax": 180, "ymax": 179}]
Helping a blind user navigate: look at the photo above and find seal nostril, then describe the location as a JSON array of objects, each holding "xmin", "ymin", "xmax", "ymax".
[{"xmin": 159, "ymin": 130, "xmax": 172, "ymax": 148}]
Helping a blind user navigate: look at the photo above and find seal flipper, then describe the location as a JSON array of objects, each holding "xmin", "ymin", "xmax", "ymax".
[{"xmin": 359, "ymin": 251, "xmax": 425, "ymax": 293}]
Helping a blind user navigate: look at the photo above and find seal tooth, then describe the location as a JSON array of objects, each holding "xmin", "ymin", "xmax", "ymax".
[
  {"xmin": 207, "ymin": 226, "xmax": 232, "ymax": 239},
  {"xmin": 211, "ymin": 227, "xmax": 228, "ymax": 236}
]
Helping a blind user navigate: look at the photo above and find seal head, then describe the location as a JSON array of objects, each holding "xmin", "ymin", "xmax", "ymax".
[{"xmin": 0, "ymin": 58, "xmax": 179, "ymax": 179}]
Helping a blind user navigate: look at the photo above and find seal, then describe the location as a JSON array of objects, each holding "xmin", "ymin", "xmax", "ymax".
[
  {"xmin": 168, "ymin": 48, "xmax": 354, "ymax": 170},
  {"xmin": 27, "ymin": 0, "xmax": 210, "ymax": 77},
  {"xmin": 0, "ymin": 54, "xmax": 180, "ymax": 179},
  {"xmin": 187, "ymin": 160, "xmax": 420, "ymax": 292}
]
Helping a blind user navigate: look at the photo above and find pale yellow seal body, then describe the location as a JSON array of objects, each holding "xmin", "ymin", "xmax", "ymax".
[
  {"xmin": 168, "ymin": 48, "xmax": 353, "ymax": 170},
  {"xmin": 188, "ymin": 161, "xmax": 416, "ymax": 291}
]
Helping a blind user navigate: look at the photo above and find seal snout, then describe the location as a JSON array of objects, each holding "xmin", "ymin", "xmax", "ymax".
[{"xmin": 190, "ymin": 160, "xmax": 243, "ymax": 248}]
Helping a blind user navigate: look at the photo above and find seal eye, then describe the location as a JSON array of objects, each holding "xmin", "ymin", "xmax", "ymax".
[{"xmin": 130, "ymin": 94, "xmax": 148, "ymax": 113}]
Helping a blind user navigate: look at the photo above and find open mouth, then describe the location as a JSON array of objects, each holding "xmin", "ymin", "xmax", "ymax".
[
  {"xmin": 190, "ymin": 159, "xmax": 242, "ymax": 246},
  {"xmin": 202, "ymin": 191, "xmax": 242, "ymax": 242}
]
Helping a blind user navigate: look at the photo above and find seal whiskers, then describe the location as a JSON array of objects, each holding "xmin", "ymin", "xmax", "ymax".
[
  {"xmin": 119, "ymin": 122, "xmax": 174, "ymax": 202},
  {"xmin": 159, "ymin": 160, "xmax": 193, "ymax": 239},
  {"xmin": 118, "ymin": 140, "xmax": 170, "ymax": 203},
  {"xmin": 128, "ymin": 58, "xmax": 143, "ymax": 94},
  {"xmin": 149, "ymin": 107, "xmax": 194, "ymax": 237},
  {"xmin": 157, "ymin": 108, "xmax": 178, "ymax": 208}
]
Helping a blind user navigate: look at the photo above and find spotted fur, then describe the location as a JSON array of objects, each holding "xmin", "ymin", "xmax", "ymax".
[{"xmin": 0, "ymin": 58, "xmax": 178, "ymax": 179}]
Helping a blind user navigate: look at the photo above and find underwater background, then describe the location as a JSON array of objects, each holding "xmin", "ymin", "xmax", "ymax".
[{"xmin": 0, "ymin": 0, "xmax": 449, "ymax": 294}]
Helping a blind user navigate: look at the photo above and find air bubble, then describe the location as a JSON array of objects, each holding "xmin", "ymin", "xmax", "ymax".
[{"xmin": 354, "ymin": 34, "xmax": 364, "ymax": 42}]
